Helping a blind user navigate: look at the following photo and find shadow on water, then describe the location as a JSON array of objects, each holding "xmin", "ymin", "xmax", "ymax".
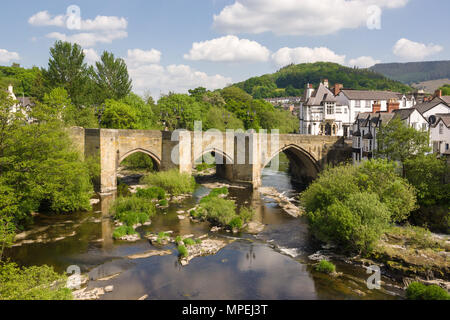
[{"xmin": 6, "ymin": 168, "xmax": 399, "ymax": 300}]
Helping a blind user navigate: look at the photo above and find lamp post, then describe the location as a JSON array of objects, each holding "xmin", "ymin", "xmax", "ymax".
[
  {"xmin": 96, "ymin": 104, "xmax": 106, "ymax": 125},
  {"xmin": 160, "ymin": 111, "xmax": 168, "ymax": 131}
]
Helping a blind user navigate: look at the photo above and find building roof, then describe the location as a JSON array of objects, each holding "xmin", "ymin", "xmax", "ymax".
[
  {"xmin": 356, "ymin": 112, "xmax": 395, "ymax": 127},
  {"xmin": 17, "ymin": 97, "xmax": 35, "ymax": 107},
  {"xmin": 392, "ymin": 108, "xmax": 416, "ymax": 121},
  {"xmin": 434, "ymin": 114, "xmax": 450, "ymax": 128},
  {"xmin": 439, "ymin": 96, "xmax": 450, "ymax": 106},
  {"xmin": 306, "ymin": 83, "xmax": 336, "ymax": 106},
  {"xmin": 340, "ymin": 89, "xmax": 400, "ymax": 101},
  {"xmin": 414, "ymin": 99, "xmax": 447, "ymax": 115}
]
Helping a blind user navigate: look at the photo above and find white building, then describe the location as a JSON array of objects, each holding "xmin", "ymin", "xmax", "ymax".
[
  {"xmin": 414, "ymin": 98, "xmax": 450, "ymax": 121},
  {"xmin": 336, "ymin": 89, "xmax": 416, "ymax": 129},
  {"xmin": 430, "ymin": 114, "xmax": 450, "ymax": 156},
  {"xmin": 4, "ymin": 84, "xmax": 35, "ymax": 122},
  {"xmin": 391, "ymin": 108, "xmax": 429, "ymax": 132},
  {"xmin": 299, "ymin": 80, "xmax": 351, "ymax": 137}
]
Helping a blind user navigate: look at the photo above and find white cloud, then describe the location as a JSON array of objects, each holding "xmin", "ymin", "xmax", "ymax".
[
  {"xmin": 213, "ymin": 0, "xmax": 409, "ymax": 36},
  {"xmin": 128, "ymin": 62, "xmax": 232, "ymax": 98},
  {"xmin": 28, "ymin": 11, "xmax": 127, "ymax": 31},
  {"xmin": 0, "ymin": 49, "xmax": 20, "ymax": 63},
  {"xmin": 272, "ymin": 47, "xmax": 346, "ymax": 67},
  {"xmin": 28, "ymin": 11, "xmax": 65, "ymax": 27},
  {"xmin": 126, "ymin": 49, "xmax": 162, "ymax": 66},
  {"xmin": 46, "ymin": 31, "xmax": 128, "ymax": 47},
  {"xmin": 393, "ymin": 38, "xmax": 443, "ymax": 61},
  {"xmin": 348, "ymin": 56, "xmax": 381, "ymax": 68},
  {"xmin": 83, "ymin": 48, "xmax": 100, "ymax": 65},
  {"xmin": 184, "ymin": 35, "xmax": 270, "ymax": 62}
]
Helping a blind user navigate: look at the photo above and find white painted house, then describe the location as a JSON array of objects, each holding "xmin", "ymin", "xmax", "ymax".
[
  {"xmin": 299, "ymin": 80, "xmax": 351, "ymax": 137},
  {"xmin": 414, "ymin": 98, "xmax": 450, "ymax": 121},
  {"xmin": 336, "ymin": 89, "xmax": 416, "ymax": 132},
  {"xmin": 430, "ymin": 114, "xmax": 450, "ymax": 156}
]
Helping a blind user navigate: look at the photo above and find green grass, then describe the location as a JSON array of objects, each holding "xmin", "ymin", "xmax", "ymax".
[
  {"xmin": 195, "ymin": 162, "xmax": 215, "ymax": 172},
  {"xmin": 175, "ymin": 235, "xmax": 183, "ymax": 244},
  {"xmin": 141, "ymin": 169, "xmax": 196, "ymax": 195},
  {"xmin": 183, "ymin": 238, "xmax": 196, "ymax": 246},
  {"xmin": 113, "ymin": 225, "xmax": 138, "ymax": 240},
  {"xmin": 157, "ymin": 232, "xmax": 170, "ymax": 244},
  {"xmin": 315, "ymin": 260, "xmax": 336, "ymax": 274},
  {"xmin": 406, "ymin": 282, "xmax": 449, "ymax": 300},
  {"xmin": 117, "ymin": 183, "xmax": 132, "ymax": 197},
  {"xmin": 177, "ymin": 245, "xmax": 188, "ymax": 258},
  {"xmin": 229, "ymin": 217, "xmax": 243, "ymax": 229},
  {"xmin": 136, "ymin": 186, "xmax": 166, "ymax": 200},
  {"xmin": 158, "ymin": 199, "xmax": 168, "ymax": 206},
  {"xmin": 112, "ymin": 196, "xmax": 156, "ymax": 226}
]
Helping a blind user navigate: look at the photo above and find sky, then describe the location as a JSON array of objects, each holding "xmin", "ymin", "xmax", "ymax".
[{"xmin": 0, "ymin": 0, "xmax": 449, "ymax": 98}]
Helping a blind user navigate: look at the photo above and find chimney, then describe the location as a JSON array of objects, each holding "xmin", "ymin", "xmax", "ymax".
[
  {"xmin": 323, "ymin": 79, "xmax": 329, "ymax": 88},
  {"xmin": 387, "ymin": 99, "xmax": 400, "ymax": 113},
  {"xmin": 305, "ymin": 83, "xmax": 314, "ymax": 99},
  {"xmin": 8, "ymin": 84, "xmax": 13, "ymax": 94},
  {"xmin": 435, "ymin": 89, "xmax": 442, "ymax": 98},
  {"xmin": 373, "ymin": 103, "xmax": 381, "ymax": 113},
  {"xmin": 334, "ymin": 83, "xmax": 343, "ymax": 96}
]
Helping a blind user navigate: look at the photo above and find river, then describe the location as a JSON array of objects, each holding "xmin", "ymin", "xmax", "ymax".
[{"xmin": 6, "ymin": 169, "xmax": 402, "ymax": 300}]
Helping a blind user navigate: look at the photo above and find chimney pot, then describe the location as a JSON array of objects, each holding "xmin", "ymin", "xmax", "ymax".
[{"xmin": 435, "ymin": 90, "xmax": 442, "ymax": 98}]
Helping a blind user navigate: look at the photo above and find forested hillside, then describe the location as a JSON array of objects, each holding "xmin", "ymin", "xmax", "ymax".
[
  {"xmin": 234, "ymin": 62, "xmax": 412, "ymax": 99},
  {"xmin": 370, "ymin": 60, "xmax": 450, "ymax": 85}
]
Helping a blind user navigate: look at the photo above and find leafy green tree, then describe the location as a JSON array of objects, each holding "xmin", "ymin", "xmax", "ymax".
[
  {"xmin": 101, "ymin": 99, "xmax": 139, "ymax": 129},
  {"xmin": 121, "ymin": 93, "xmax": 157, "ymax": 129},
  {"xmin": 94, "ymin": 51, "xmax": 132, "ymax": 101},
  {"xmin": 376, "ymin": 117, "xmax": 431, "ymax": 172},
  {"xmin": 439, "ymin": 84, "xmax": 450, "ymax": 95},
  {"xmin": 203, "ymin": 107, "xmax": 244, "ymax": 131},
  {"xmin": 43, "ymin": 41, "xmax": 90, "ymax": 106},
  {"xmin": 157, "ymin": 93, "xmax": 203, "ymax": 130}
]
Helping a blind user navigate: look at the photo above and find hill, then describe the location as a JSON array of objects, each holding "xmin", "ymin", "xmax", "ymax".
[
  {"xmin": 234, "ymin": 62, "xmax": 412, "ymax": 99},
  {"xmin": 370, "ymin": 60, "xmax": 450, "ymax": 85}
]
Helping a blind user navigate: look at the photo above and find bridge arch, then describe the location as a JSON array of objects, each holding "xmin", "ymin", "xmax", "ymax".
[
  {"xmin": 119, "ymin": 148, "xmax": 161, "ymax": 171},
  {"xmin": 193, "ymin": 147, "xmax": 234, "ymax": 166},
  {"xmin": 262, "ymin": 144, "xmax": 320, "ymax": 184}
]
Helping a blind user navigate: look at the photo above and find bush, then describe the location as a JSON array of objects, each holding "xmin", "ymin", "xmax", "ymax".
[
  {"xmin": 315, "ymin": 260, "xmax": 336, "ymax": 274},
  {"xmin": 113, "ymin": 225, "xmax": 138, "ymax": 239},
  {"xmin": 199, "ymin": 197, "xmax": 237, "ymax": 227},
  {"xmin": 183, "ymin": 238, "xmax": 196, "ymax": 246},
  {"xmin": 158, "ymin": 199, "xmax": 168, "ymax": 207},
  {"xmin": 157, "ymin": 232, "xmax": 170, "ymax": 244},
  {"xmin": 112, "ymin": 196, "xmax": 155, "ymax": 226},
  {"xmin": 175, "ymin": 235, "xmax": 182, "ymax": 244},
  {"xmin": 117, "ymin": 183, "xmax": 131, "ymax": 197},
  {"xmin": 229, "ymin": 217, "xmax": 243, "ymax": 229},
  {"xmin": 406, "ymin": 282, "xmax": 449, "ymax": 300},
  {"xmin": 178, "ymin": 245, "xmax": 188, "ymax": 258},
  {"xmin": 0, "ymin": 262, "xmax": 73, "ymax": 300},
  {"xmin": 307, "ymin": 192, "xmax": 391, "ymax": 254},
  {"xmin": 209, "ymin": 187, "xmax": 229, "ymax": 197},
  {"xmin": 301, "ymin": 160, "xmax": 417, "ymax": 254},
  {"xmin": 136, "ymin": 186, "xmax": 166, "ymax": 200},
  {"xmin": 239, "ymin": 207, "xmax": 255, "ymax": 223},
  {"xmin": 141, "ymin": 169, "xmax": 196, "ymax": 195}
]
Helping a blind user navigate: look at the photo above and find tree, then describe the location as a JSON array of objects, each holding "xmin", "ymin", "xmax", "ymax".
[
  {"xmin": 101, "ymin": 99, "xmax": 139, "ymax": 129},
  {"xmin": 376, "ymin": 117, "xmax": 431, "ymax": 173},
  {"xmin": 94, "ymin": 51, "xmax": 132, "ymax": 101},
  {"xmin": 157, "ymin": 93, "xmax": 203, "ymax": 130},
  {"xmin": 43, "ymin": 41, "xmax": 89, "ymax": 106}
]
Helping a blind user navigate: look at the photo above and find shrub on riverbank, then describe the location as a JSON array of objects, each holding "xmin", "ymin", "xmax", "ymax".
[
  {"xmin": 199, "ymin": 197, "xmax": 237, "ymax": 227},
  {"xmin": 315, "ymin": 260, "xmax": 336, "ymax": 274},
  {"xmin": 0, "ymin": 262, "xmax": 73, "ymax": 300},
  {"xmin": 136, "ymin": 186, "xmax": 166, "ymax": 200},
  {"xmin": 178, "ymin": 245, "xmax": 188, "ymax": 258},
  {"xmin": 112, "ymin": 196, "xmax": 155, "ymax": 226},
  {"xmin": 406, "ymin": 282, "xmax": 449, "ymax": 300},
  {"xmin": 141, "ymin": 169, "xmax": 196, "ymax": 195},
  {"xmin": 112, "ymin": 225, "xmax": 138, "ymax": 240},
  {"xmin": 301, "ymin": 159, "xmax": 415, "ymax": 254}
]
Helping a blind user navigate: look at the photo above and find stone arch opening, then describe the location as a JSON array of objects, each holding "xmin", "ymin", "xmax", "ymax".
[
  {"xmin": 193, "ymin": 148, "xmax": 233, "ymax": 181},
  {"xmin": 262, "ymin": 144, "xmax": 320, "ymax": 188},
  {"xmin": 117, "ymin": 149, "xmax": 161, "ymax": 188}
]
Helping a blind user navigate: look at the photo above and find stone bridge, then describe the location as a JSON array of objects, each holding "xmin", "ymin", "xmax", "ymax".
[{"xmin": 70, "ymin": 128, "xmax": 352, "ymax": 193}]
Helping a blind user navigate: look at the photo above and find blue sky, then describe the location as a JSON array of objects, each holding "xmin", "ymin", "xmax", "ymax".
[{"xmin": 1, "ymin": 0, "xmax": 449, "ymax": 97}]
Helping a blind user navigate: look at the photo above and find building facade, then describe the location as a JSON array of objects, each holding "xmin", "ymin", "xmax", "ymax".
[{"xmin": 430, "ymin": 114, "xmax": 450, "ymax": 156}]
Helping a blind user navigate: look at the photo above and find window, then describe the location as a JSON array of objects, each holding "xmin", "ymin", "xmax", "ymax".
[
  {"xmin": 366, "ymin": 100, "xmax": 371, "ymax": 108},
  {"xmin": 446, "ymin": 144, "xmax": 449, "ymax": 151},
  {"xmin": 440, "ymin": 124, "xmax": 444, "ymax": 135},
  {"xmin": 355, "ymin": 100, "xmax": 361, "ymax": 108},
  {"xmin": 327, "ymin": 104, "xmax": 334, "ymax": 115},
  {"xmin": 422, "ymin": 123, "xmax": 427, "ymax": 131}
]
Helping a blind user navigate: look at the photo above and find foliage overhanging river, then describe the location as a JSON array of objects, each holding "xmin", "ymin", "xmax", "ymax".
[{"xmin": 6, "ymin": 167, "xmax": 403, "ymax": 300}]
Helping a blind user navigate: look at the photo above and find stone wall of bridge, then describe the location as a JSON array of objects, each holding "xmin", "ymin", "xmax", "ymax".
[{"xmin": 70, "ymin": 128, "xmax": 352, "ymax": 193}]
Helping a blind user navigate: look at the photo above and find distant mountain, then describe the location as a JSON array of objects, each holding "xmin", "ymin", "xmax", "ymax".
[
  {"xmin": 370, "ymin": 60, "xmax": 450, "ymax": 85},
  {"xmin": 233, "ymin": 62, "xmax": 412, "ymax": 99}
]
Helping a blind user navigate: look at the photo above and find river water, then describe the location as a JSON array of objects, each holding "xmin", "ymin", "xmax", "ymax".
[{"xmin": 6, "ymin": 169, "xmax": 402, "ymax": 300}]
